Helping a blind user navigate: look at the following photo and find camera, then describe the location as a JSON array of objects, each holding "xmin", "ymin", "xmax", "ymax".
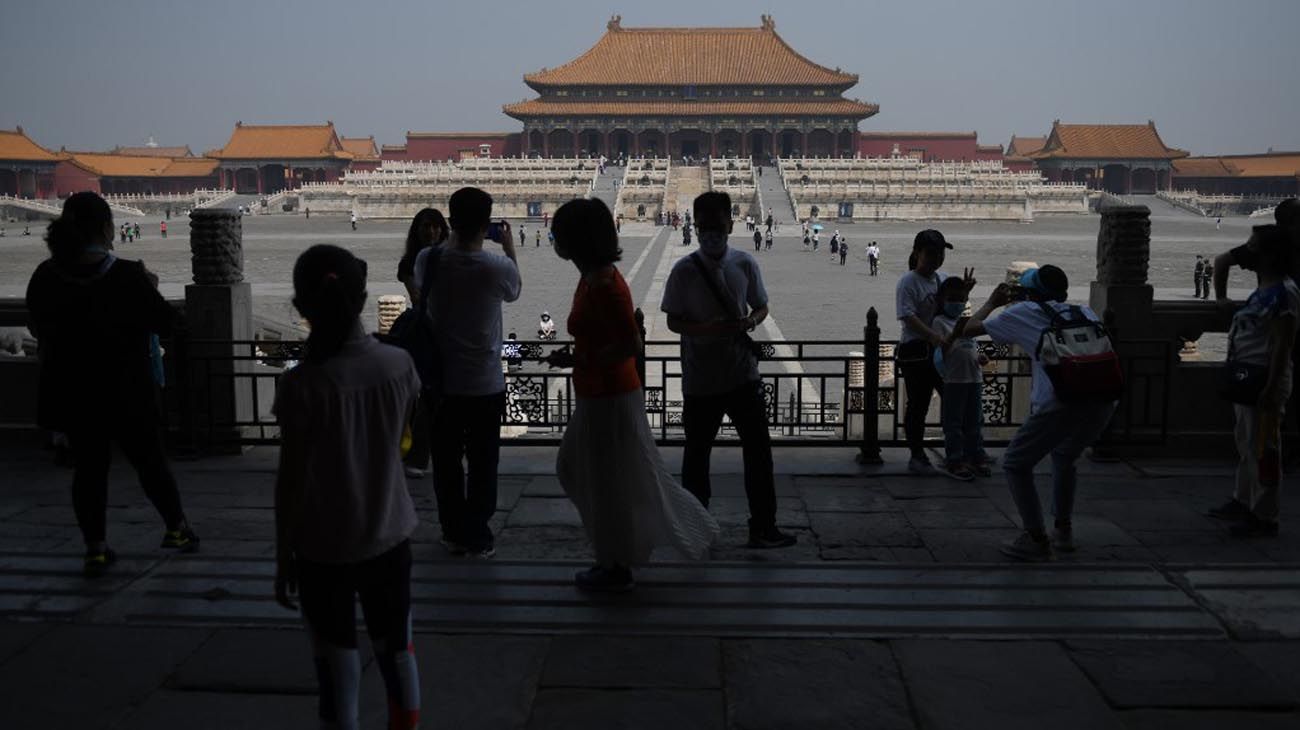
[{"xmin": 1007, "ymin": 284, "xmax": 1029, "ymax": 302}]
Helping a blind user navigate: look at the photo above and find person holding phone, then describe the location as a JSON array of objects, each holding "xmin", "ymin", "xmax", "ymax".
[
  {"xmin": 413, "ymin": 187, "xmax": 521, "ymax": 558},
  {"xmin": 932, "ymin": 277, "xmax": 991, "ymax": 480}
]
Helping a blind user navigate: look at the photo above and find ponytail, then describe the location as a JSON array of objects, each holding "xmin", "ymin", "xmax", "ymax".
[{"xmin": 292, "ymin": 245, "xmax": 368, "ymax": 363}]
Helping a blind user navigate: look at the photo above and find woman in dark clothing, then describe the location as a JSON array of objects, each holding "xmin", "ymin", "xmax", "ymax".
[
  {"xmin": 25, "ymin": 192, "xmax": 198, "ymax": 577},
  {"xmin": 396, "ymin": 207, "xmax": 448, "ymax": 302},
  {"xmin": 395, "ymin": 207, "xmax": 448, "ymax": 478}
]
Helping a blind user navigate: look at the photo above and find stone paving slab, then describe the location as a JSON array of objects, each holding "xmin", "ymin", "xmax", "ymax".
[
  {"xmin": 1065, "ymin": 640, "xmax": 1296, "ymax": 709},
  {"xmin": 723, "ymin": 639, "xmax": 913, "ymax": 730},
  {"xmin": 0, "ymin": 620, "xmax": 49, "ymax": 664},
  {"xmin": 808, "ymin": 512, "xmax": 922, "ymax": 548},
  {"xmin": 0, "ymin": 625, "xmax": 211, "ymax": 730},
  {"xmin": 1234, "ymin": 642, "xmax": 1300, "ymax": 703},
  {"xmin": 168, "ymin": 628, "xmax": 324, "ymax": 692},
  {"xmin": 1176, "ymin": 568, "xmax": 1300, "ymax": 639},
  {"xmin": 115, "ymin": 690, "xmax": 319, "ymax": 730},
  {"xmin": 541, "ymin": 636, "xmax": 720, "ymax": 689},
  {"xmin": 419, "ymin": 634, "xmax": 549, "ymax": 730},
  {"xmin": 526, "ymin": 688, "xmax": 724, "ymax": 730},
  {"xmin": 895, "ymin": 640, "xmax": 1124, "ymax": 730},
  {"xmin": 1117, "ymin": 709, "xmax": 1300, "ymax": 729}
]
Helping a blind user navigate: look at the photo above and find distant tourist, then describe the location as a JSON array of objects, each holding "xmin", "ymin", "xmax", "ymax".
[
  {"xmin": 802, "ymin": 230, "xmax": 811, "ymax": 250},
  {"xmin": 1207, "ymin": 224, "xmax": 1297, "ymax": 538},
  {"xmin": 538, "ymin": 311, "xmax": 556, "ymax": 340},
  {"xmin": 954, "ymin": 265, "xmax": 1121, "ymax": 560},
  {"xmin": 414, "ymin": 187, "xmax": 521, "ymax": 557},
  {"xmin": 350, "ymin": 211, "xmax": 357, "ymax": 231},
  {"xmin": 1216, "ymin": 216, "xmax": 1222, "ymax": 230},
  {"xmin": 25, "ymin": 192, "xmax": 198, "ymax": 577},
  {"xmin": 547, "ymin": 198, "xmax": 718, "ymax": 591},
  {"xmin": 133, "ymin": 222, "xmax": 140, "ymax": 240},
  {"xmin": 753, "ymin": 228, "xmax": 763, "ymax": 252},
  {"xmin": 764, "ymin": 229, "xmax": 773, "ymax": 251},
  {"xmin": 273, "ymin": 244, "xmax": 421, "ymax": 730},
  {"xmin": 932, "ymin": 276, "xmax": 988, "ymax": 480},
  {"xmin": 894, "ymin": 230, "xmax": 955, "ymax": 474},
  {"xmin": 812, "ymin": 230, "xmax": 820, "ymax": 252},
  {"xmin": 396, "ymin": 208, "xmax": 449, "ymax": 479},
  {"xmin": 839, "ymin": 238, "xmax": 849, "ymax": 266},
  {"xmin": 159, "ymin": 220, "xmax": 167, "ymax": 239},
  {"xmin": 1201, "ymin": 260, "xmax": 1213, "ymax": 300},
  {"xmin": 1194, "ymin": 255, "xmax": 1205, "ymax": 298},
  {"xmin": 661, "ymin": 191, "xmax": 796, "ymax": 549},
  {"xmin": 867, "ymin": 241, "xmax": 880, "ymax": 276},
  {"xmin": 830, "ymin": 231, "xmax": 839, "ymax": 255}
]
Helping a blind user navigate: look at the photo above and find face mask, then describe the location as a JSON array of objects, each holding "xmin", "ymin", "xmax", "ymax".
[
  {"xmin": 698, "ymin": 231, "xmax": 728, "ymax": 257},
  {"xmin": 942, "ymin": 301, "xmax": 964, "ymax": 319}
]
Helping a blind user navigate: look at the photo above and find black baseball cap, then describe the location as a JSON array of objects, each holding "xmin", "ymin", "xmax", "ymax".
[{"xmin": 913, "ymin": 229, "xmax": 954, "ymax": 251}]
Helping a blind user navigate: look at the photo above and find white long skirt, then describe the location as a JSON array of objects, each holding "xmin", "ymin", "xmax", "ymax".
[{"xmin": 557, "ymin": 389, "xmax": 719, "ymax": 566}]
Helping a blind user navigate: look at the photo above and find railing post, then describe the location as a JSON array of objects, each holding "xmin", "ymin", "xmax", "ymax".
[
  {"xmin": 634, "ymin": 307, "xmax": 647, "ymax": 390},
  {"xmin": 857, "ymin": 307, "xmax": 883, "ymax": 464}
]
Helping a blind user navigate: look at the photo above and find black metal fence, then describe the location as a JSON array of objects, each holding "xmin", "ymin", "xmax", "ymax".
[{"xmin": 162, "ymin": 308, "xmax": 1171, "ymax": 457}]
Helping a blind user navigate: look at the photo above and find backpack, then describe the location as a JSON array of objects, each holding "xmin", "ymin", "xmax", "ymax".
[
  {"xmin": 1034, "ymin": 302, "xmax": 1124, "ymax": 403},
  {"xmin": 378, "ymin": 247, "xmax": 443, "ymax": 398}
]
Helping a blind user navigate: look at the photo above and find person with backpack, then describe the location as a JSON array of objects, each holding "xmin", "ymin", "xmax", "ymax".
[
  {"xmin": 414, "ymin": 187, "xmax": 521, "ymax": 558},
  {"xmin": 274, "ymin": 244, "xmax": 422, "ymax": 730},
  {"xmin": 1194, "ymin": 256, "xmax": 1206, "ymax": 298},
  {"xmin": 27, "ymin": 192, "xmax": 199, "ymax": 577},
  {"xmin": 1207, "ymin": 225, "xmax": 1298, "ymax": 538},
  {"xmin": 953, "ymin": 265, "xmax": 1122, "ymax": 561}
]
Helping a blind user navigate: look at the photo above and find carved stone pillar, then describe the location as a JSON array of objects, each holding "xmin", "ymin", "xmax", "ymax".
[
  {"xmin": 1090, "ymin": 204, "xmax": 1154, "ymax": 338},
  {"xmin": 186, "ymin": 208, "xmax": 254, "ymax": 452}
]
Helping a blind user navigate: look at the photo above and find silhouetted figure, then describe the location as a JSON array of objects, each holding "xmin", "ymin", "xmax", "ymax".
[
  {"xmin": 25, "ymin": 192, "xmax": 198, "ymax": 578},
  {"xmin": 396, "ymin": 207, "xmax": 449, "ymax": 479}
]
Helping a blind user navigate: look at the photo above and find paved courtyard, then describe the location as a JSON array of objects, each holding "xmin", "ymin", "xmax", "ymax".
[
  {"xmin": 2, "ymin": 434, "xmax": 1299, "ymax": 729},
  {"xmin": 0, "ymin": 200, "xmax": 1260, "ymax": 352}
]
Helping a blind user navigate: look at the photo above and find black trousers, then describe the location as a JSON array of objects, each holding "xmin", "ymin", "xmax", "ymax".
[
  {"xmin": 900, "ymin": 359, "xmax": 944, "ymax": 459},
  {"xmin": 298, "ymin": 540, "xmax": 412, "ymax": 651},
  {"xmin": 68, "ymin": 423, "xmax": 186, "ymax": 545},
  {"xmin": 403, "ymin": 391, "xmax": 436, "ymax": 471},
  {"xmin": 682, "ymin": 381, "xmax": 777, "ymax": 529},
  {"xmin": 432, "ymin": 392, "xmax": 505, "ymax": 549}
]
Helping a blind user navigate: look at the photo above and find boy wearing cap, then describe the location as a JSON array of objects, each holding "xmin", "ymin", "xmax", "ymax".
[
  {"xmin": 895, "ymin": 229, "xmax": 960, "ymax": 474},
  {"xmin": 954, "ymin": 265, "xmax": 1118, "ymax": 561}
]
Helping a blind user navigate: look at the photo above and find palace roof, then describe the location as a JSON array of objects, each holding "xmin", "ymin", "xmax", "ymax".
[
  {"xmin": 209, "ymin": 122, "xmax": 353, "ymax": 161},
  {"xmin": 523, "ymin": 16, "xmax": 858, "ymax": 88},
  {"xmin": 110, "ymin": 145, "xmax": 194, "ymax": 158},
  {"xmin": 0, "ymin": 127, "xmax": 60, "ymax": 162},
  {"xmin": 340, "ymin": 136, "xmax": 380, "ymax": 162},
  {"xmin": 1005, "ymin": 135, "xmax": 1046, "ymax": 159},
  {"xmin": 859, "ymin": 132, "xmax": 977, "ymax": 140},
  {"xmin": 1030, "ymin": 121, "xmax": 1187, "ymax": 161},
  {"xmin": 406, "ymin": 132, "xmax": 515, "ymax": 139},
  {"xmin": 61, "ymin": 152, "xmax": 219, "ymax": 178},
  {"xmin": 1174, "ymin": 152, "xmax": 1300, "ymax": 179},
  {"xmin": 503, "ymin": 99, "xmax": 878, "ymax": 119}
]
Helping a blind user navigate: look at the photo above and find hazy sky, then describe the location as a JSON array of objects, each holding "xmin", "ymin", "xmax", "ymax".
[{"xmin": 2, "ymin": 0, "xmax": 1296, "ymax": 156}]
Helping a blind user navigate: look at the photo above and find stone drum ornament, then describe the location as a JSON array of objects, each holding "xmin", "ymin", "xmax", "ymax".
[{"xmin": 189, "ymin": 208, "xmax": 245, "ymax": 285}]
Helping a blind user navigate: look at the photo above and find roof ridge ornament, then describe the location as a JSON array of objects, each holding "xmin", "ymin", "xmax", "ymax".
[
  {"xmin": 760, "ymin": 14, "xmax": 775, "ymax": 31},
  {"xmin": 608, "ymin": 15, "xmax": 621, "ymax": 31}
]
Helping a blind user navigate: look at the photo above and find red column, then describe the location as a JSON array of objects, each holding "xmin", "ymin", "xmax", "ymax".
[
  {"xmin": 256, "ymin": 167, "xmax": 264, "ymax": 194},
  {"xmin": 710, "ymin": 131, "xmax": 718, "ymax": 158},
  {"xmin": 801, "ymin": 132, "xmax": 809, "ymax": 157},
  {"xmin": 1126, "ymin": 167, "xmax": 1133, "ymax": 195},
  {"xmin": 543, "ymin": 134, "xmax": 550, "ymax": 158}
]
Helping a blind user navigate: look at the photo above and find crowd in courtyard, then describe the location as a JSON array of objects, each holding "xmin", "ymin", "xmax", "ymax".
[{"xmin": 17, "ymin": 187, "xmax": 1299, "ymax": 728}]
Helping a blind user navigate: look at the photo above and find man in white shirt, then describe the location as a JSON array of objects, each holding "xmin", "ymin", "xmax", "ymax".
[
  {"xmin": 414, "ymin": 187, "xmax": 522, "ymax": 557},
  {"xmin": 955, "ymin": 265, "xmax": 1117, "ymax": 562},
  {"xmin": 661, "ymin": 192, "xmax": 796, "ymax": 549}
]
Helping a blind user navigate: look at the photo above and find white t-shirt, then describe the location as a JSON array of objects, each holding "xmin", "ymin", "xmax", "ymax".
[
  {"xmin": 1229, "ymin": 279, "xmax": 1300, "ymax": 365},
  {"xmin": 415, "ymin": 245, "xmax": 522, "ymax": 395},
  {"xmin": 932, "ymin": 315, "xmax": 984, "ymax": 384},
  {"xmin": 983, "ymin": 300, "xmax": 1102, "ymax": 412},
  {"xmin": 273, "ymin": 325, "xmax": 420, "ymax": 564},
  {"xmin": 895, "ymin": 270, "xmax": 945, "ymax": 344},
  {"xmin": 661, "ymin": 246, "xmax": 768, "ymax": 396},
  {"xmin": 867, "ymin": 246, "xmax": 879, "ymax": 260}
]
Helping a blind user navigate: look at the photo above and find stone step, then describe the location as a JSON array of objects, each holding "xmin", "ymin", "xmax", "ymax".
[{"xmin": 10, "ymin": 552, "xmax": 1292, "ymax": 639}]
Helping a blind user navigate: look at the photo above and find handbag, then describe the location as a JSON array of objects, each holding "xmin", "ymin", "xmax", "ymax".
[
  {"xmin": 688, "ymin": 253, "xmax": 764, "ymax": 360},
  {"xmin": 1218, "ymin": 329, "xmax": 1269, "ymax": 405}
]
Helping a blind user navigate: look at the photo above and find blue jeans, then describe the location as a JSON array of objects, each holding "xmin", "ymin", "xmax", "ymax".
[
  {"xmin": 1001, "ymin": 400, "xmax": 1116, "ymax": 533},
  {"xmin": 941, "ymin": 382, "xmax": 983, "ymax": 465}
]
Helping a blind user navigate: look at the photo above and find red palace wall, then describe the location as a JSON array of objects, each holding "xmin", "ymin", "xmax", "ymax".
[
  {"xmin": 54, "ymin": 161, "xmax": 102, "ymax": 196},
  {"xmin": 857, "ymin": 134, "xmax": 986, "ymax": 162},
  {"xmin": 393, "ymin": 134, "xmax": 523, "ymax": 162}
]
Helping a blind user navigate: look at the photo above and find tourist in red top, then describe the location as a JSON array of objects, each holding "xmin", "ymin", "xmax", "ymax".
[{"xmin": 546, "ymin": 198, "xmax": 718, "ymax": 592}]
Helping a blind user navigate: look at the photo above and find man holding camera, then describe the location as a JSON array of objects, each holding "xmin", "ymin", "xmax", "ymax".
[
  {"xmin": 414, "ymin": 187, "xmax": 521, "ymax": 558},
  {"xmin": 661, "ymin": 191, "xmax": 796, "ymax": 549},
  {"xmin": 954, "ymin": 265, "xmax": 1117, "ymax": 561}
]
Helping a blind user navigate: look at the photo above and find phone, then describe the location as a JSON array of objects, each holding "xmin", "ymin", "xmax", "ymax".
[
  {"xmin": 1007, "ymin": 284, "xmax": 1029, "ymax": 302},
  {"xmin": 486, "ymin": 220, "xmax": 506, "ymax": 242}
]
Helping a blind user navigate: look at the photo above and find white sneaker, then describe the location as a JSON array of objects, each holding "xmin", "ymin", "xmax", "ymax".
[
  {"xmin": 908, "ymin": 456, "xmax": 937, "ymax": 475},
  {"xmin": 404, "ymin": 466, "xmax": 427, "ymax": 479}
]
